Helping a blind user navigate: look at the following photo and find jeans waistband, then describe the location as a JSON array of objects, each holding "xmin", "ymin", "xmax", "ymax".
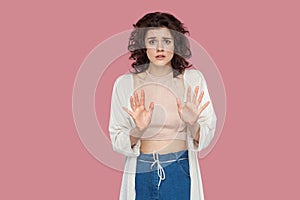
[
  {"xmin": 138, "ymin": 149, "xmax": 188, "ymax": 162},
  {"xmin": 137, "ymin": 150, "xmax": 188, "ymax": 189}
]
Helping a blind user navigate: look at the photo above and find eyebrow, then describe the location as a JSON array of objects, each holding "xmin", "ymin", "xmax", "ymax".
[{"xmin": 146, "ymin": 37, "xmax": 173, "ymax": 40}]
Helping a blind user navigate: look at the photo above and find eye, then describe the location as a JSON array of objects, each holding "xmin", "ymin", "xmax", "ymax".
[
  {"xmin": 148, "ymin": 40, "xmax": 156, "ymax": 45},
  {"xmin": 164, "ymin": 39, "xmax": 172, "ymax": 45}
]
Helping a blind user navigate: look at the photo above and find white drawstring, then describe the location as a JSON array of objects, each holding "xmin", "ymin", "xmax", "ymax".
[{"xmin": 150, "ymin": 152, "xmax": 165, "ymax": 189}]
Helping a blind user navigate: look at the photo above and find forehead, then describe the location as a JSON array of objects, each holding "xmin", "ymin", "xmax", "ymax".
[{"xmin": 145, "ymin": 27, "xmax": 173, "ymax": 38}]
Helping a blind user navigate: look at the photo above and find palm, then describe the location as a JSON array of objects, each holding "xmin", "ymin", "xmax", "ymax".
[
  {"xmin": 177, "ymin": 86, "xmax": 210, "ymax": 126},
  {"xmin": 180, "ymin": 102, "xmax": 199, "ymax": 125},
  {"xmin": 123, "ymin": 89, "xmax": 154, "ymax": 131},
  {"xmin": 131, "ymin": 104, "xmax": 153, "ymax": 130}
]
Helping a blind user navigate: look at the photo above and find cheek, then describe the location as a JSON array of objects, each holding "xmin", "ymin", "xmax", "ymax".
[
  {"xmin": 165, "ymin": 45, "xmax": 175, "ymax": 54},
  {"xmin": 166, "ymin": 51, "xmax": 174, "ymax": 59},
  {"xmin": 146, "ymin": 49, "xmax": 155, "ymax": 57}
]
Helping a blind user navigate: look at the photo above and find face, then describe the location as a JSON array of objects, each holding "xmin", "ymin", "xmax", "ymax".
[{"xmin": 144, "ymin": 27, "xmax": 174, "ymax": 67}]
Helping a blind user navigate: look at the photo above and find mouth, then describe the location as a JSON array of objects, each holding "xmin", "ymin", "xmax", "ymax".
[{"xmin": 155, "ymin": 55, "xmax": 166, "ymax": 60}]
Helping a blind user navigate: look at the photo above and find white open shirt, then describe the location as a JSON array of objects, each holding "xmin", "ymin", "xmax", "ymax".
[{"xmin": 109, "ymin": 69, "xmax": 217, "ymax": 200}]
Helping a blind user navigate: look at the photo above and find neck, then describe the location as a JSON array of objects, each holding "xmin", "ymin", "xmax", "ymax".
[{"xmin": 147, "ymin": 64, "xmax": 173, "ymax": 76}]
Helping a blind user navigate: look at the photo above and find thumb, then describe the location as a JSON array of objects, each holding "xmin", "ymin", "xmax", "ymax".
[
  {"xmin": 148, "ymin": 102, "xmax": 154, "ymax": 113},
  {"xmin": 176, "ymin": 98, "xmax": 182, "ymax": 117}
]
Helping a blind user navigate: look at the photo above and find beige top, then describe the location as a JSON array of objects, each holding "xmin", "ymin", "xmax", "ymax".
[{"xmin": 133, "ymin": 69, "xmax": 187, "ymax": 140}]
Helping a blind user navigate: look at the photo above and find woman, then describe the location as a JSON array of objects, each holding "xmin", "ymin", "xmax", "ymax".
[{"xmin": 109, "ymin": 12, "xmax": 217, "ymax": 200}]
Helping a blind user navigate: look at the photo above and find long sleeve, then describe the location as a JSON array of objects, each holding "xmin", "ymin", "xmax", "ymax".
[
  {"xmin": 108, "ymin": 75, "xmax": 141, "ymax": 157},
  {"xmin": 185, "ymin": 70, "xmax": 217, "ymax": 152}
]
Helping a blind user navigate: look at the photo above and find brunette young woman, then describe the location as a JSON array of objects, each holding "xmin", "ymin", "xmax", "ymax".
[{"xmin": 109, "ymin": 12, "xmax": 217, "ymax": 200}]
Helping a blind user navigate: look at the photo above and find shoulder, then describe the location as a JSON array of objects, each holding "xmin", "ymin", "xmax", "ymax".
[
  {"xmin": 112, "ymin": 73, "xmax": 134, "ymax": 99},
  {"xmin": 114, "ymin": 73, "xmax": 133, "ymax": 86},
  {"xmin": 183, "ymin": 69, "xmax": 205, "ymax": 83}
]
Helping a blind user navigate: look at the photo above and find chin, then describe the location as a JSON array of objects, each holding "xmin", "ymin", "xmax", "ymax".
[
  {"xmin": 153, "ymin": 60, "xmax": 172, "ymax": 67},
  {"xmin": 153, "ymin": 63, "xmax": 168, "ymax": 66}
]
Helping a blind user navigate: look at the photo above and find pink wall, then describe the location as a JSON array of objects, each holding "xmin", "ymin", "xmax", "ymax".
[{"xmin": 1, "ymin": 0, "xmax": 299, "ymax": 199}]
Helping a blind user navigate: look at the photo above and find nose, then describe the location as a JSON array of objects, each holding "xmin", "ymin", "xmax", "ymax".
[{"xmin": 156, "ymin": 41, "xmax": 164, "ymax": 51}]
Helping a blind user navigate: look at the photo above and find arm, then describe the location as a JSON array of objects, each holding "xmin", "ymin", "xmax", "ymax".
[
  {"xmin": 129, "ymin": 127, "xmax": 144, "ymax": 148},
  {"xmin": 186, "ymin": 122, "xmax": 200, "ymax": 145},
  {"xmin": 108, "ymin": 76, "xmax": 141, "ymax": 157},
  {"xmin": 186, "ymin": 70, "xmax": 217, "ymax": 152}
]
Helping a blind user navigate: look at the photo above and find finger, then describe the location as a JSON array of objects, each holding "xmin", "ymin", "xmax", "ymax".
[
  {"xmin": 122, "ymin": 106, "xmax": 134, "ymax": 117},
  {"xmin": 134, "ymin": 91, "xmax": 140, "ymax": 106},
  {"xmin": 140, "ymin": 89, "xmax": 145, "ymax": 106},
  {"xmin": 197, "ymin": 91, "xmax": 204, "ymax": 107},
  {"xmin": 149, "ymin": 102, "xmax": 154, "ymax": 114},
  {"xmin": 197, "ymin": 101, "xmax": 210, "ymax": 116},
  {"xmin": 187, "ymin": 86, "xmax": 191, "ymax": 102},
  {"xmin": 192, "ymin": 86, "xmax": 200, "ymax": 104},
  {"xmin": 130, "ymin": 96, "xmax": 136, "ymax": 111},
  {"xmin": 176, "ymin": 98, "xmax": 181, "ymax": 110}
]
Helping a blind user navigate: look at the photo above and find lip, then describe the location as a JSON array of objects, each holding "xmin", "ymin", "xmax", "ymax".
[{"xmin": 155, "ymin": 55, "xmax": 166, "ymax": 60}]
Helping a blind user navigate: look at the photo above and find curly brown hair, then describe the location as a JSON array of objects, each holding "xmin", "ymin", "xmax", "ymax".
[{"xmin": 128, "ymin": 12, "xmax": 192, "ymax": 77}]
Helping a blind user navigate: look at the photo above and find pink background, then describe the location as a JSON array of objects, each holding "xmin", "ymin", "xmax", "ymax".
[{"xmin": 1, "ymin": 0, "xmax": 299, "ymax": 199}]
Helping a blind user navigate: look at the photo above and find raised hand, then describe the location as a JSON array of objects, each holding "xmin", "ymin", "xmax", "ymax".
[
  {"xmin": 122, "ymin": 89, "xmax": 154, "ymax": 132},
  {"xmin": 176, "ymin": 86, "xmax": 210, "ymax": 126}
]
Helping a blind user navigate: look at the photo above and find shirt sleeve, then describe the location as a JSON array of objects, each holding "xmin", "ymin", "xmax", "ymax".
[
  {"xmin": 108, "ymin": 76, "xmax": 141, "ymax": 157},
  {"xmin": 186, "ymin": 70, "xmax": 217, "ymax": 152}
]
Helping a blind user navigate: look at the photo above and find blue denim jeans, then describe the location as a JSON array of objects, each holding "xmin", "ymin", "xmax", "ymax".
[{"xmin": 135, "ymin": 150, "xmax": 191, "ymax": 200}]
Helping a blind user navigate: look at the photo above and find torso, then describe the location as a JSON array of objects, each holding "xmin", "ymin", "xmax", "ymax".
[
  {"xmin": 133, "ymin": 70, "xmax": 187, "ymax": 154},
  {"xmin": 140, "ymin": 139, "xmax": 187, "ymax": 154}
]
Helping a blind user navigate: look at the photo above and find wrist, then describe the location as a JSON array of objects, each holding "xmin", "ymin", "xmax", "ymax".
[
  {"xmin": 130, "ymin": 127, "xmax": 145, "ymax": 138},
  {"xmin": 186, "ymin": 121, "xmax": 199, "ymax": 129},
  {"xmin": 187, "ymin": 122, "xmax": 200, "ymax": 139}
]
